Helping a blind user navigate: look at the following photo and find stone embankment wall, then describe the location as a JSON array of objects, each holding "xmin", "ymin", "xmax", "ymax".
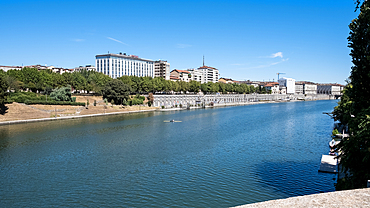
[
  {"xmin": 233, "ymin": 188, "xmax": 370, "ymax": 208},
  {"xmin": 153, "ymin": 94, "xmax": 333, "ymax": 108}
]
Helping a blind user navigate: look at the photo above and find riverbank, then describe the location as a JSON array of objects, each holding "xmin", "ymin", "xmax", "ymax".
[{"xmin": 0, "ymin": 102, "xmax": 158, "ymax": 126}]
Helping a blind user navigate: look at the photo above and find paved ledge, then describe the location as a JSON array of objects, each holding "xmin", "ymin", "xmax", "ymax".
[
  {"xmin": 233, "ymin": 188, "xmax": 370, "ymax": 208},
  {"xmin": 0, "ymin": 109, "xmax": 157, "ymax": 126}
]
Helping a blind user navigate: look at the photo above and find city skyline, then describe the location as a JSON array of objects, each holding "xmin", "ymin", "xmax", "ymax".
[{"xmin": 0, "ymin": 0, "xmax": 359, "ymax": 84}]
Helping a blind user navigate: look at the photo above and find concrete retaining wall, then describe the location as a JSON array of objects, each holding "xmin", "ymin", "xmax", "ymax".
[{"xmin": 153, "ymin": 94, "xmax": 332, "ymax": 108}]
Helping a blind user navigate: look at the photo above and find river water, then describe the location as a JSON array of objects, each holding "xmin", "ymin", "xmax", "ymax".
[{"xmin": 0, "ymin": 100, "xmax": 338, "ymax": 207}]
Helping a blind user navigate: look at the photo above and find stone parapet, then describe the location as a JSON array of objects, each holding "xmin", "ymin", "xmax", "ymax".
[{"xmin": 233, "ymin": 188, "xmax": 370, "ymax": 208}]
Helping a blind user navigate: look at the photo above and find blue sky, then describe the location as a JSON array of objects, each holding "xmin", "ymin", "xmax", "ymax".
[{"xmin": 0, "ymin": 0, "xmax": 359, "ymax": 84}]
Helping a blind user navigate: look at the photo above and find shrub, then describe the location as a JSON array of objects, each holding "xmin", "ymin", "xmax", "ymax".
[
  {"xmin": 161, "ymin": 105, "xmax": 165, "ymax": 109},
  {"xmin": 135, "ymin": 94, "xmax": 145, "ymax": 101},
  {"xmin": 130, "ymin": 98, "xmax": 143, "ymax": 105},
  {"xmin": 24, "ymin": 100, "xmax": 85, "ymax": 106},
  {"xmin": 94, "ymin": 100, "xmax": 96, "ymax": 106},
  {"xmin": 8, "ymin": 92, "xmax": 49, "ymax": 103},
  {"xmin": 50, "ymin": 86, "xmax": 73, "ymax": 101},
  {"xmin": 332, "ymin": 129, "xmax": 339, "ymax": 136}
]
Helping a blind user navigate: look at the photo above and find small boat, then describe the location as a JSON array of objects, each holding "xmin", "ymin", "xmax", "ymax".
[
  {"xmin": 329, "ymin": 139, "xmax": 336, "ymax": 148},
  {"xmin": 163, "ymin": 120, "xmax": 182, "ymax": 123}
]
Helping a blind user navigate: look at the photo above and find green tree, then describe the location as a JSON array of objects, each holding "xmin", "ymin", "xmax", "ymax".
[
  {"xmin": 49, "ymin": 86, "xmax": 73, "ymax": 101},
  {"xmin": 153, "ymin": 77, "xmax": 164, "ymax": 92},
  {"xmin": 5, "ymin": 75, "xmax": 20, "ymax": 92},
  {"xmin": 189, "ymin": 80, "xmax": 200, "ymax": 93},
  {"xmin": 0, "ymin": 71, "xmax": 9, "ymax": 113},
  {"xmin": 334, "ymin": 1, "xmax": 370, "ymax": 190},
  {"xmin": 102, "ymin": 79, "xmax": 131, "ymax": 105}
]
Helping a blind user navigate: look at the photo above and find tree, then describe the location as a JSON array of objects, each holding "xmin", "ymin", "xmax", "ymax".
[
  {"xmin": 50, "ymin": 86, "xmax": 73, "ymax": 101},
  {"xmin": 0, "ymin": 71, "xmax": 9, "ymax": 114},
  {"xmin": 148, "ymin": 92, "xmax": 154, "ymax": 106},
  {"xmin": 5, "ymin": 75, "xmax": 20, "ymax": 92},
  {"xmin": 102, "ymin": 79, "xmax": 131, "ymax": 105},
  {"xmin": 334, "ymin": 0, "xmax": 370, "ymax": 190},
  {"xmin": 189, "ymin": 80, "xmax": 200, "ymax": 93}
]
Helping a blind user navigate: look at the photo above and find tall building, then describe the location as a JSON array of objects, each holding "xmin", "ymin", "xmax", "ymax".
[
  {"xmin": 95, "ymin": 53, "xmax": 154, "ymax": 79},
  {"xmin": 154, "ymin": 60, "xmax": 170, "ymax": 80},
  {"xmin": 197, "ymin": 65, "xmax": 219, "ymax": 83},
  {"xmin": 278, "ymin": 77, "xmax": 295, "ymax": 94}
]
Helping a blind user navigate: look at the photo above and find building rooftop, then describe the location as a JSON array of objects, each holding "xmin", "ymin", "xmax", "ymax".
[
  {"xmin": 95, "ymin": 53, "xmax": 154, "ymax": 62},
  {"xmin": 172, "ymin": 69, "xmax": 190, "ymax": 74},
  {"xmin": 198, "ymin": 65, "xmax": 217, "ymax": 70}
]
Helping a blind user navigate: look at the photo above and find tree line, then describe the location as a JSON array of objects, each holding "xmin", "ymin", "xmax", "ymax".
[
  {"xmin": 0, "ymin": 67, "xmax": 267, "ymax": 111},
  {"xmin": 0, "ymin": 67, "xmax": 265, "ymax": 95}
]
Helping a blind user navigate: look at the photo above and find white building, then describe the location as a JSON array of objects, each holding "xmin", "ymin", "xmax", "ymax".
[
  {"xmin": 0, "ymin": 65, "xmax": 22, "ymax": 72},
  {"xmin": 95, "ymin": 53, "xmax": 154, "ymax": 79},
  {"xmin": 264, "ymin": 82, "xmax": 280, "ymax": 94},
  {"xmin": 154, "ymin": 60, "xmax": 170, "ymax": 80},
  {"xmin": 170, "ymin": 70, "xmax": 191, "ymax": 82},
  {"xmin": 279, "ymin": 77, "xmax": 295, "ymax": 94},
  {"xmin": 295, "ymin": 81, "xmax": 317, "ymax": 95},
  {"xmin": 74, "ymin": 65, "xmax": 96, "ymax": 72},
  {"xmin": 303, "ymin": 83, "xmax": 317, "ymax": 95},
  {"xmin": 295, "ymin": 83, "xmax": 304, "ymax": 94},
  {"xmin": 317, "ymin": 84, "xmax": 343, "ymax": 95},
  {"xmin": 197, "ymin": 65, "xmax": 219, "ymax": 83},
  {"xmin": 187, "ymin": 68, "xmax": 203, "ymax": 83}
]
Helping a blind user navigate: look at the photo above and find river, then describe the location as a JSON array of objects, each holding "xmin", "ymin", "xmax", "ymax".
[{"xmin": 0, "ymin": 100, "xmax": 338, "ymax": 207}]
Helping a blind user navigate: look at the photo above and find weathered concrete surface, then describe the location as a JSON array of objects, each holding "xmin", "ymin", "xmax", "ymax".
[{"xmin": 233, "ymin": 188, "xmax": 370, "ymax": 208}]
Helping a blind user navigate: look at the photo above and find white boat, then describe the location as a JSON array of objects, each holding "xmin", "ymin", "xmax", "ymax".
[{"xmin": 329, "ymin": 139, "xmax": 336, "ymax": 148}]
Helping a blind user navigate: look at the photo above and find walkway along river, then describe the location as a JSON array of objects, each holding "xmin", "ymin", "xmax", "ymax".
[
  {"xmin": 0, "ymin": 100, "xmax": 338, "ymax": 207},
  {"xmin": 153, "ymin": 93, "xmax": 335, "ymax": 108}
]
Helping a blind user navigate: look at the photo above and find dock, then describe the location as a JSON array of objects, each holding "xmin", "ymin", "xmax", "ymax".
[{"xmin": 318, "ymin": 154, "xmax": 338, "ymax": 173}]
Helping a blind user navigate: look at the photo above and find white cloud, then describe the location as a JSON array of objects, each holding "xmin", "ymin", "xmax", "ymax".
[
  {"xmin": 107, "ymin": 37, "xmax": 127, "ymax": 45},
  {"xmin": 270, "ymin": 52, "xmax": 283, "ymax": 58},
  {"xmin": 72, "ymin": 39, "xmax": 85, "ymax": 42},
  {"xmin": 176, "ymin": 43, "xmax": 192, "ymax": 48},
  {"xmin": 246, "ymin": 58, "xmax": 289, "ymax": 69}
]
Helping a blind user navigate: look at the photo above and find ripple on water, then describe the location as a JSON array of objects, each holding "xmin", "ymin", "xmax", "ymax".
[{"xmin": 0, "ymin": 100, "xmax": 338, "ymax": 207}]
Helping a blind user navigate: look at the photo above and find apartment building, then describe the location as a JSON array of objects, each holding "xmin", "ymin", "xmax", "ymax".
[
  {"xmin": 317, "ymin": 84, "xmax": 343, "ymax": 95},
  {"xmin": 279, "ymin": 77, "xmax": 296, "ymax": 94},
  {"xmin": 95, "ymin": 53, "xmax": 154, "ymax": 79},
  {"xmin": 187, "ymin": 68, "xmax": 203, "ymax": 83},
  {"xmin": 264, "ymin": 82, "xmax": 280, "ymax": 94},
  {"xmin": 154, "ymin": 60, "xmax": 170, "ymax": 80},
  {"xmin": 197, "ymin": 65, "xmax": 219, "ymax": 83},
  {"xmin": 170, "ymin": 69, "xmax": 191, "ymax": 82}
]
